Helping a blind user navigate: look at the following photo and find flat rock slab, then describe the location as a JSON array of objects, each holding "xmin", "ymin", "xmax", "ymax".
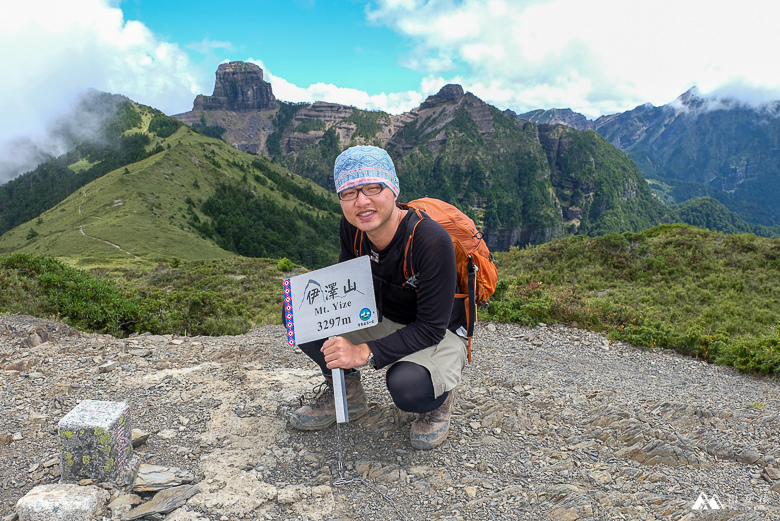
[
  {"xmin": 763, "ymin": 465, "xmax": 780, "ymax": 481},
  {"xmin": 16, "ymin": 484, "xmax": 109, "ymax": 521},
  {"xmin": 121, "ymin": 484, "xmax": 199, "ymax": 520},
  {"xmin": 133, "ymin": 464, "xmax": 194, "ymax": 492}
]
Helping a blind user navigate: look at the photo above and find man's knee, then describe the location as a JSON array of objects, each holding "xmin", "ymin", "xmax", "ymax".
[{"xmin": 386, "ymin": 362, "xmax": 439, "ymax": 413}]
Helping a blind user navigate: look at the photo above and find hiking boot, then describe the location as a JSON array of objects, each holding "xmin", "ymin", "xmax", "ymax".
[
  {"xmin": 290, "ymin": 371, "xmax": 369, "ymax": 430},
  {"xmin": 410, "ymin": 390, "xmax": 454, "ymax": 450}
]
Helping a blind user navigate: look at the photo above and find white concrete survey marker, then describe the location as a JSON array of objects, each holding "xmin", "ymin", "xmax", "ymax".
[{"xmin": 284, "ymin": 256, "xmax": 377, "ymax": 422}]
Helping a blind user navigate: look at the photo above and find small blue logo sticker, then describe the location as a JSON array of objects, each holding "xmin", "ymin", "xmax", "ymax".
[{"xmin": 359, "ymin": 308, "xmax": 372, "ymax": 321}]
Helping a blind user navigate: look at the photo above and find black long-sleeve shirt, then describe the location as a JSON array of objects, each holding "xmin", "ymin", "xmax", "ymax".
[{"xmin": 339, "ymin": 209, "xmax": 466, "ymax": 368}]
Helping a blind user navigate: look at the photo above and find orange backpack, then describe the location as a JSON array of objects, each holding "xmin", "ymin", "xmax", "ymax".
[{"xmin": 400, "ymin": 198, "xmax": 498, "ymax": 361}]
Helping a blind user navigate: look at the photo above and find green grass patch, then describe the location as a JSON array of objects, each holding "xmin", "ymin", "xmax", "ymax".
[
  {"xmin": 68, "ymin": 158, "xmax": 96, "ymax": 173},
  {"xmin": 0, "ymin": 125, "xmax": 337, "ymax": 265},
  {"xmin": 344, "ymin": 109, "xmax": 390, "ymax": 140},
  {"xmin": 293, "ymin": 119, "xmax": 327, "ymax": 133},
  {"xmin": 484, "ymin": 224, "xmax": 780, "ymax": 374},
  {"xmin": 0, "ymin": 253, "xmax": 138, "ymax": 336},
  {"xmin": 120, "ymin": 256, "xmax": 288, "ymax": 336},
  {"xmin": 0, "ymin": 254, "xmax": 292, "ymax": 337}
]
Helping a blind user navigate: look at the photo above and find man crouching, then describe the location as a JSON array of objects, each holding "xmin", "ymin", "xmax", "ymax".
[{"xmin": 291, "ymin": 145, "xmax": 468, "ymax": 450}]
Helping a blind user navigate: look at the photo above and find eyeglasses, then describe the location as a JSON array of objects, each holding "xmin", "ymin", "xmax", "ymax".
[{"xmin": 337, "ymin": 183, "xmax": 386, "ymax": 201}]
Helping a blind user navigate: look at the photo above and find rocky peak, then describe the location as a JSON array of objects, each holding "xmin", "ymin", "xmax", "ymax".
[
  {"xmin": 518, "ymin": 108, "xmax": 595, "ymax": 131},
  {"xmin": 419, "ymin": 84, "xmax": 465, "ymax": 110},
  {"xmin": 677, "ymin": 86, "xmax": 705, "ymax": 111},
  {"xmin": 193, "ymin": 61, "xmax": 277, "ymax": 112}
]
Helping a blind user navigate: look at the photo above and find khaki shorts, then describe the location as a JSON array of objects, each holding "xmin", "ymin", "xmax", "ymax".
[{"xmin": 344, "ymin": 319, "xmax": 468, "ymax": 398}]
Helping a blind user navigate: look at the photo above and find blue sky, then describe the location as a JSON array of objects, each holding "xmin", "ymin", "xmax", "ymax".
[
  {"xmin": 121, "ymin": 0, "xmax": 421, "ymax": 95},
  {"xmin": 4, "ymin": 0, "xmax": 780, "ymax": 181}
]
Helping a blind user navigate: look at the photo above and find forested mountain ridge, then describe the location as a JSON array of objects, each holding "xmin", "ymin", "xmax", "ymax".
[
  {"xmin": 0, "ymin": 95, "xmax": 342, "ymax": 268},
  {"xmin": 0, "ymin": 92, "xmax": 163, "ymax": 236}
]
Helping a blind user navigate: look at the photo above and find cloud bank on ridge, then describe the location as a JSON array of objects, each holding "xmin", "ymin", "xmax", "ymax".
[
  {"xmin": 4, "ymin": 0, "xmax": 780, "ymax": 182},
  {"xmin": 0, "ymin": 0, "xmax": 200, "ymax": 182},
  {"xmin": 367, "ymin": 0, "xmax": 780, "ymax": 117}
]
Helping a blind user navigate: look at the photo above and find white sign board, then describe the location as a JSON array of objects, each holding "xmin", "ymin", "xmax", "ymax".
[{"xmin": 283, "ymin": 256, "xmax": 377, "ymax": 346}]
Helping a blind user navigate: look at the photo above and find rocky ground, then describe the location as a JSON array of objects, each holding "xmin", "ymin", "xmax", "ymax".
[{"xmin": 1, "ymin": 313, "xmax": 780, "ymax": 521}]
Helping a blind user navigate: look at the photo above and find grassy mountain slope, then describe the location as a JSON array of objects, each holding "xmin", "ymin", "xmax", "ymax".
[
  {"xmin": 0, "ymin": 108, "xmax": 341, "ymax": 269},
  {"xmin": 0, "ymin": 92, "xmax": 156, "ymax": 235},
  {"xmin": 0, "ymin": 127, "xmax": 227, "ymax": 264},
  {"xmin": 2, "ymin": 223, "xmax": 777, "ymax": 374}
]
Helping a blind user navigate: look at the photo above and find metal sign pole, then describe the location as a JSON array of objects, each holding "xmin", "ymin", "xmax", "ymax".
[{"xmin": 332, "ymin": 368, "xmax": 349, "ymax": 423}]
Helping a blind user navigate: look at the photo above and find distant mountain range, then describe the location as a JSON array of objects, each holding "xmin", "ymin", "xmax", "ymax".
[
  {"xmin": 173, "ymin": 69, "xmax": 672, "ymax": 249},
  {"xmin": 519, "ymin": 87, "xmax": 780, "ymax": 227},
  {"xmin": 0, "ymin": 64, "xmax": 777, "ymax": 268}
]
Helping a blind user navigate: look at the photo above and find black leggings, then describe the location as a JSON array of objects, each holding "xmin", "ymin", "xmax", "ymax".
[{"xmin": 298, "ymin": 339, "xmax": 447, "ymax": 413}]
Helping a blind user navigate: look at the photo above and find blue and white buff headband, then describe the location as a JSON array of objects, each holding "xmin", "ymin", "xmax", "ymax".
[{"xmin": 333, "ymin": 146, "xmax": 400, "ymax": 197}]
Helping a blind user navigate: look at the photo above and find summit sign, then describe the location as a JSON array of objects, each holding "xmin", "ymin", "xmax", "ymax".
[{"xmin": 283, "ymin": 256, "xmax": 377, "ymax": 346}]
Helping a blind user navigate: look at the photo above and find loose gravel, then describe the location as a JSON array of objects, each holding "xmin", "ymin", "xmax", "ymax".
[{"xmin": 1, "ymin": 314, "xmax": 779, "ymax": 520}]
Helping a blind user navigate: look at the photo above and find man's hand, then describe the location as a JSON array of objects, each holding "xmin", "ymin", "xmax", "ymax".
[{"xmin": 322, "ymin": 337, "xmax": 371, "ymax": 370}]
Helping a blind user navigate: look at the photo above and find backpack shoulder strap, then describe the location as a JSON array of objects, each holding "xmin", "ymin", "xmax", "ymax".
[
  {"xmin": 402, "ymin": 208, "xmax": 425, "ymax": 280},
  {"xmin": 353, "ymin": 228, "xmax": 364, "ymax": 257}
]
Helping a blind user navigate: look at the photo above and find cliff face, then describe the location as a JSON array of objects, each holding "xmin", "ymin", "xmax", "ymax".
[
  {"xmin": 284, "ymin": 102, "xmax": 355, "ymax": 153},
  {"xmin": 380, "ymin": 87, "xmax": 662, "ymax": 249},
  {"xmin": 192, "ymin": 62, "xmax": 277, "ymax": 112},
  {"xmin": 418, "ymin": 84, "xmax": 465, "ymax": 110}
]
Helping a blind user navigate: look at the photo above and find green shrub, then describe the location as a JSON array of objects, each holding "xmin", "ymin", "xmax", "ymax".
[
  {"xmin": 191, "ymin": 114, "xmax": 226, "ymax": 140},
  {"xmin": 294, "ymin": 119, "xmax": 327, "ymax": 133},
  {"xmin": 343, "ymin": 109, "xmax": 389, "ymax": 139},
  {"xmin": 0, "ymin": 255, "xmax": 285, "ymax": 338},
  {"xmin": 277, "ymin": 258, "xmax": 295, "ymax": 271},
  {"xmin": 0, "ymin": 254, "xmax": 137, "ymax": 336}
]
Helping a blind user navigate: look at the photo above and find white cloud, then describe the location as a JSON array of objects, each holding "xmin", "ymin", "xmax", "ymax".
[
  {"xmin": 0, "ymin": 0, "xmax": 204, "ymax": 181},
  {"xmin": 187, "ymin": 39, "xmax": 235, "ymax": 55},
  {"xmin": 6, "ymin": 0, "xmax": 780, "ymax": 183},
  {"xmin": 367, "ymin": 0, "xmax": 780, "ymax": 117},
  {"xmin": 248, "ymin": 59, "xmax": 427, "ymax": 115}
]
